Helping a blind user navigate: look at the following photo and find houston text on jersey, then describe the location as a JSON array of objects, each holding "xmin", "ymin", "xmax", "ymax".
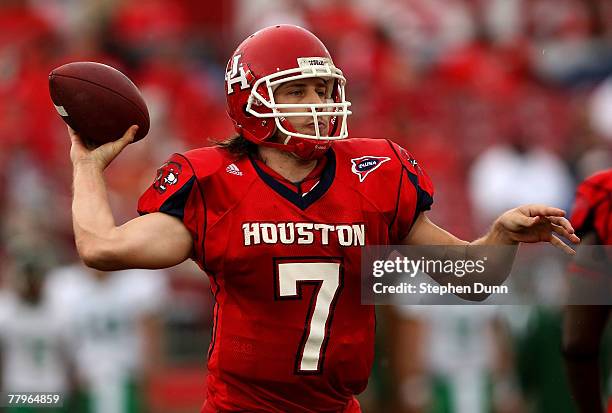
[{"xmin": 242, "ymin": 222, "xmax": 366, "ymax": 246}]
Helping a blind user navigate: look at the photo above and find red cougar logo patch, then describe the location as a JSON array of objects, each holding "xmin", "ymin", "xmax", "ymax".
[{"xmin": 153, "ymin": 161, "xmax": 182, "ymax": 194}]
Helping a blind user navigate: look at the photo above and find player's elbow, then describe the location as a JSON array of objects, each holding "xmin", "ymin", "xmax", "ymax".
[
  {"xmin": 79, "ymin": 244, "xmax": 114, "ymax": 270},
  {"xmin": 77, "ymin": 235, "xmax": 122, "ymax": 271}
]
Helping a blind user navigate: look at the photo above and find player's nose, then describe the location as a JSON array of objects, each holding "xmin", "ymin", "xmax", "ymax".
[{"xmin": 304, "ymin": 87, "xmax": 326, "ymax": 106}]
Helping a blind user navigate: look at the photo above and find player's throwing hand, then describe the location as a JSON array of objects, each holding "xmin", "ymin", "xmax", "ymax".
[{"xmin": 69, "ymin": 125, "xmax": 138, "ymax": 170}]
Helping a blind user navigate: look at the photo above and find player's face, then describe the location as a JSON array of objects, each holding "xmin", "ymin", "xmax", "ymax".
[{"xmin": 273, "ymin": 77, "xmax": 331, "ymax": 138}]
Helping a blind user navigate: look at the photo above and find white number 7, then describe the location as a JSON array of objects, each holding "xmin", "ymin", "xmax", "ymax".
[{"xmin": 276, "ymin": 261, "xmax": 342, "ymax": 374}]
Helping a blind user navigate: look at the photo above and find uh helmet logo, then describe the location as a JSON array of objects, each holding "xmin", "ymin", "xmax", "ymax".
[{"xmin": 225, "ymin": 54, "xmax": 252, "ymax": 95}]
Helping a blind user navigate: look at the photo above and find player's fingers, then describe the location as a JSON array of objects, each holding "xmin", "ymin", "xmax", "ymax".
[
  {"xmin": 88, "ymin": 125, "xmax": 138, "ymax": 169},
  {"xmin": 551, "ymin": 223, "xmax": 581, "ymax": 244},
  {"xmin": 547, "ymin": 216, "xmax": 575, "ymax": 233},
  {"xmin": 67, "ymin": 125, "xmax": 83, "ymax": 145},
  {"xmin": 524, "ymin": 204, "xmax": 565, "ymax": 218},
  {"xmin": 513, "ymin": 214, "xmax": 539, "ymax": 228},
  {"xmin": 549, "ymin": 234, "xmax": 576, "ymax": 255},
  {"xmin": 548, "ymin": 217, "xmax": 581, "ymax": 243},
  {"xmin": 118, "ymin": 125, "xmax": 138, "ymax": 146}
]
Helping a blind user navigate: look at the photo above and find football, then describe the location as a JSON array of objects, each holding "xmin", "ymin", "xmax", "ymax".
[{"xmin": 48, "ymin": 61, "xmax": 150, "ymax": 145}]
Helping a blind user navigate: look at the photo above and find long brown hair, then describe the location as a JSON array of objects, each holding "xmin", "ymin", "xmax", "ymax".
[{"xmin": 213, "ymin": 134, "xmax": 258, "ymax": 156}]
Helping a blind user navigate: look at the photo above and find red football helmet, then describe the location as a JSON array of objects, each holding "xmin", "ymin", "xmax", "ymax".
[{"xmin": 225, "ymin": 25, "xmax": 351, "ymax": 160}]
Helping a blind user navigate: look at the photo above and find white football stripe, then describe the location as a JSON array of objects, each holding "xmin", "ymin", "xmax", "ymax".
[{"xmin": 54, "ymin": 105, "xmax": 68, "ymax": 117}]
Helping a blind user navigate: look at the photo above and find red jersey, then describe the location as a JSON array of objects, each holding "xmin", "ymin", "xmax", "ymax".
[
  {"xmin": 138, "ymin": 138, "xmax": 434, "ymax": 412},
  {"xmin": 570, "ymin": 169, "xmax": 612, "ymax": 245}
]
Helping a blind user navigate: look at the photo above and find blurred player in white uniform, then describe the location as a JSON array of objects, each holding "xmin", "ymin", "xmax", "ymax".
[
  {"xmin": 389, "ymin": 305, "xmax": 523, "ymax": 413},
  {"xmin": 47, "ymin": 264, "xmax": 168, "ymax": 413},
  {"xmin": 0, "ymin": 255, "xmax": 72, "ymax": 413}
]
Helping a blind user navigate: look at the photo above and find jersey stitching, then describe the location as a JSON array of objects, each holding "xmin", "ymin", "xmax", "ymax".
[
  {"xmin": 203, "ymin": 158, "xmax": 261, "ymax": 235},
  {"xmin": 385, "ymin": 139, "xmax": 434, "ymax": 241},
  {"xmin": 51, "ymin": 73, "xmax": 149, "ymax": 122},
  {"xmin": 175, "ymin": 153, "xmax": 209, "ymax": 271},
  {"xmin": 386, "ymin": 139, "xmax": 406, "ymax": 239},
  {"xmin": 176, "ymin": 151, "xmax": 221, "ymax": 363},
  {"xmin": 206, "ymin": 269, "xmax": 221, "ymax": 361}
]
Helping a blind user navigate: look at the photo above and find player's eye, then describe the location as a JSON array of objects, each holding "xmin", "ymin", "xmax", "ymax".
[{"xmin": 289, "ymin": 89, "xmax": 303, "ymax": 97}]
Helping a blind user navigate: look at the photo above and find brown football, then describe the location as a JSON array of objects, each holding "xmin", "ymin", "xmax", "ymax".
[{"xmin": 49, "ymin": 61, "xmax": 149, "ymax": 145}]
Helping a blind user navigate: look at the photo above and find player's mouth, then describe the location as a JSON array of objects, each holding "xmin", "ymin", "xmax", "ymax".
[{"xmin": 306, "ymin": 121, "xmax": 328, "ymax": 134}]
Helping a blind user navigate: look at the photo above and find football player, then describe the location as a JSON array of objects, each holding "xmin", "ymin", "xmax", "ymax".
[
  {"xmin": 46, "ymin": 264, "xmax": 168, "ymax": 413},
  {"xmin": 0, "ymin": 254, "xmax": 73, "ymax": 413},
  {"xmin": 68, "ymin": 25, "xmax": 579, "ymax": 412},
  {"xmin": 563, "ymin": 169, "xmax": 612, "ymax": 413}
]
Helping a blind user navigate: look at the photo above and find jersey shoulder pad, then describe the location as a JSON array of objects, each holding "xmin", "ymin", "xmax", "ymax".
[
  {"xmin": 386, "ymin": 139, "xmax": 426, "ymax": 176},
  {"xmin": 581, "ymin": 169, "xmax": 612, "ymax": 190},
  {"xmin": 333, "ymin": 138, "xmax": 433, "ymax": 191},
  {"xmin": 334, "ymin": 137, "xmax": 424, "ymax": 174},
  {"xmin": 574, "ymin": 168, "xmax": 612, "ymax": 210},
  {"xmin": 571, "ymin": 168, "xmax": 612, "ymax": 236},
  {"xmin": 333, "ymin": 137, "xmax": 397, "ymax": 158},
  {"xmin": 333, "ymin": 137, "xmax": 402, "ymax": 179},
  {"xmin": 181, "ymin": 146, "xmax": 229, "ymax": 180},
  {"xmin": 137, "ymin": 146, "xmax": 227, "ymax": 216}
]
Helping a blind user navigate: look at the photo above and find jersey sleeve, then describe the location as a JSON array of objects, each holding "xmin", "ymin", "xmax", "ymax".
[
  {"xmin": 389, "ymin": 141, "xmax": 435, "ymax": 243},
  {"xmin": 138, "ymin": 153, "xmax": 205, "ymax": 263},
  {"xmin": 570, "ymin": 183, "xmax": 593, "ymax": 238},
  {"xmin": 569, "ymin": 176, "xmax": 610, "ymax": 243}
]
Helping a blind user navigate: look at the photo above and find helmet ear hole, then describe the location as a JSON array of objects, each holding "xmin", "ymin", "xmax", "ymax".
[{"xmin": 242, "ymin": 104, "xmax": 251, "ymax": 117}]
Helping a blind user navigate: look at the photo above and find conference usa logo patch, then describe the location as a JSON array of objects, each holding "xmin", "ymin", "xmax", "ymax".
[
  {"xmin": 153, "ymin": 161, "xmax": 182, "ymax": 194},
  {"xmin": 351, "ymin": 156, "xmax": 391, "ymax": 182}
]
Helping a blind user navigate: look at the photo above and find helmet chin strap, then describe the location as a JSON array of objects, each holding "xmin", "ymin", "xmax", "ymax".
[{"xmin": 259, "ymin": 135, "xmax": 332, "ymax": 161}]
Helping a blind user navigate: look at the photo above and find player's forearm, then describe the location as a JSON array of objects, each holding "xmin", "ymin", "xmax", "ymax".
[
  {"xmin": 72, "ymin": 162, "xmax": 119, "ymax": 267},
  {"xmin": 404, "ymin": 214, "xmax": 516, "ymax": 300},
  {"xmin": 461, "ymin": 221, "xmax": 518, "ymax": 299}
]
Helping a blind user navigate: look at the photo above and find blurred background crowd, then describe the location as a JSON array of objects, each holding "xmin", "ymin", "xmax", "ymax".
[{"xmin": 0, "ymin": 0, "xmax": 611, "ymax": 412}]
